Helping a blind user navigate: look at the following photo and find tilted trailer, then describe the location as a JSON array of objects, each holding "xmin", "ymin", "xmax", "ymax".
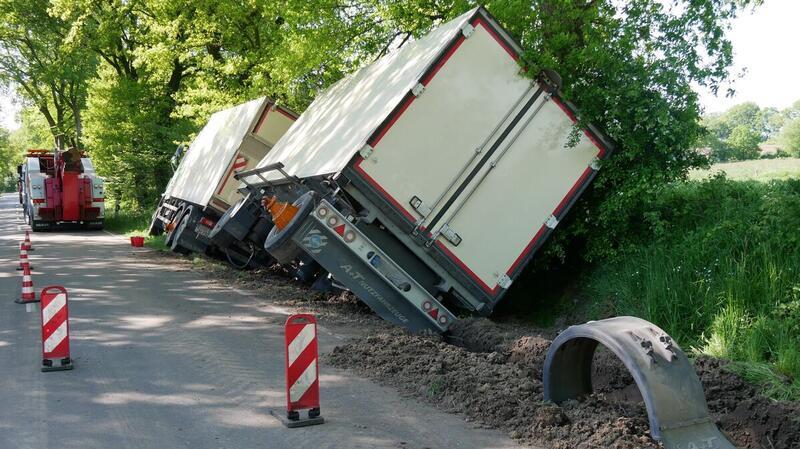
[
  {"xmin": 238, "ymin": 7, "xmax": 738, "ymax": 447},
  {"xmin": 18, "ymin": 148, "xmax": 105, "ymax": 230},
  {"xmin": 149, "ymin": 97, "xmax": 297, "ymax": 266}
]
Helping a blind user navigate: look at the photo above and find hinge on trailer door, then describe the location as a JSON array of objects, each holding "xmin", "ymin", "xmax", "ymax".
[
  {"xmin": 461, "ymin": 24, "xmax": 475, "ymax": 38},
  {"xmin": 409, "ymin": 195, "xmax": 432, "ymax": 217},
  {"xmin": 545, "ymin": 215, "xmax": 559, "ymax": 229},
  {"xmin": 439, "ymin": 224, "xmax": 462, "ymax": 246},
  {"xmin": 497, "ymin": 273, "xmax": 513, "ymax": 289},
  {"xmin": 359, "ymin": 144, "xmax": 374, "ymax": 159}
]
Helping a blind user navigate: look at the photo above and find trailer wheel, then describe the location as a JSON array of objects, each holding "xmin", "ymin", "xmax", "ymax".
[
  {"xmin": 164, "ymin": 207, "xmax": 186, "ymax": 247},
  {"xmin": 170, "ymin": 211, "xmax": 192, "ymax": 255},
  {"xmin": 264, "ymin": 192, "xmax": 317, "ymax": 264}
]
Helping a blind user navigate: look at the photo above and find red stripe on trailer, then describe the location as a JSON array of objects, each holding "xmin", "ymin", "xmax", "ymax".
[
  {"xmin": 435, "ymin": 240, "xmax": 498, "ymax": 294},
  {"xmin": 253, "ymin": 106, "xmax": 271, "ymax": 133},
  {"xmin": 552, "ymin": 167, "xmax": 594, "ymax": 218},
  {"xmin": 352, "ymin": 157, "xmax": 417, "ymax": 222},
  {"xmin": 471, "ymin": 17, "xmax": 519, "ymax": 61},
  {"xmin": 275, "ymin": 107, "xmax": 298, "ymax": 121},
  {"xmin": 284, "ymin": 314, "xmax": 321, "ymax": 413},
  {"xmin": 40, "ymin": 286, "xmax": 72, "ymax": 371},
  {"xmin": 216, "ymin": 154, "xmax": 249, "ymax": 195},
  {"xmin": 420, "ymin": 35, "xmax": 466, "ymax": 86},
  {"xmin": 551, "ymin": 96, "xmax": 607, "ymax": 158},
  {"xmin": 93, "ymin": 198, "xmax": 104, "ymax": 202}
]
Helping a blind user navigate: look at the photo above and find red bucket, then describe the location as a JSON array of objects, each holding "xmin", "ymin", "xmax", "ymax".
[{"xmin": 130, "ymin": 236, "xmax": 145, "ymax": 247}]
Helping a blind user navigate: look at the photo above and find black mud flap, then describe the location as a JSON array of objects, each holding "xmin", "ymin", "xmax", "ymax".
[{"xmin": 543, "ymin": 316, "xmax": 736, "ymax": 449}]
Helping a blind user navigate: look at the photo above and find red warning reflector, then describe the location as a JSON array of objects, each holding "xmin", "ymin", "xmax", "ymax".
[
  {"xmin": 333, "ymin": 224, "xmax": 346, "ymax": 236},
  {"xmin": 427, "ymin": 307, "xmax": 439, "ymax": 319}
]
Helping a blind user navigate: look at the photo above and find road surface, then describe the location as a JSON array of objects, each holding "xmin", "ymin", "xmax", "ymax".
[{"xmin": 0, "ymin": 194, "xmax": 524, "ymax": 449}]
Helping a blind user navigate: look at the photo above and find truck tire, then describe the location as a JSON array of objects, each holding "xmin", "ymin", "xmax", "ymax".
[
  {"xmin": 264, "ymin": 192, "xmax": 317, "ymax": 264},
  {"xmin": 164, "ymin": 207, "xmax": 186, "ymax": 247},
  {"xmin": 170, "ymin": 211, "xmax": 192, "ymax": 255},
  {"xmin": 148, "ymin": 206, "xmax": 164, "ymax": 236}
]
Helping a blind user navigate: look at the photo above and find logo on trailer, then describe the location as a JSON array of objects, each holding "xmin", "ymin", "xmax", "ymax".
[{"xmin": 302, "ymin": 229, "xmax": 328, "ymax": 254}]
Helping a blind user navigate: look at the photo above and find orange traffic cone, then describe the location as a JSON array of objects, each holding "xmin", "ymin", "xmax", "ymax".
[
  {"xmin": 15, "ymin": 262, "xmax": 37, "ymax": 304},
  {"xmin": 23, "ymin": 230, "xmax": 33, "ymax": 251},
  {"xmin": 16, "ymin": 242, "xmax": 33, "ymax": 271}
]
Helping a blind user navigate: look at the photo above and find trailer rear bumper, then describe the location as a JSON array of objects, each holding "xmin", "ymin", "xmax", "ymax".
[{"xmin": 280, "ymin": 198, "xmax": 456, "ymax": 333}]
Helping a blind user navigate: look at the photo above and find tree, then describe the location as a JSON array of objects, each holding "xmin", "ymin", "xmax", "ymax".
[
  {"xmin": 726, "ymin": 125, "xmax": 761, "ymax": 160},
  {"xmin": 0, "ymin": 0, "xmax": 95, "ymax": 149},
  {"xmin": 480, "ymin": 0, "xmax": 760, "ymax": 260},
  {"xmin": 780, "ymin": 118, "xmax": 800, "ymax": 156}
]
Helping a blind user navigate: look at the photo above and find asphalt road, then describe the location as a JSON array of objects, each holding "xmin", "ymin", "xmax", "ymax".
[{"xmin": 0, "ymin": 194, "xmax": 523, "ymax": 449}]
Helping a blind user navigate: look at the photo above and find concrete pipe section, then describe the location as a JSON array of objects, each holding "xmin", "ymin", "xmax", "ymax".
[{"xmin": 543, "ymin": 316, "xmax": 736, "ymax": 449}]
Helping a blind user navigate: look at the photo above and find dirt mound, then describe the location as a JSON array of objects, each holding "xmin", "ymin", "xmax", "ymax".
[
  {"xmin": 327, "ymin": 331, "xmax": 800, "ymax": 449},
  {"xmin": 695, "ymin": 357, "xmax": 800, "ymax": 449}
]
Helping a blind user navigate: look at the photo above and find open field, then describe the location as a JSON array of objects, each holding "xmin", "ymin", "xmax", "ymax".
[{"xmin": 690, "ymin": 157, "xmax": 800, "ymax": 181}]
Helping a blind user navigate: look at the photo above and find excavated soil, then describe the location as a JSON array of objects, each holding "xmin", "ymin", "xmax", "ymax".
[
  {"xmin": 144, "ymin": 251, "xmax": 800, "ymax": 448},
  {"xmin": 327, "ymin": 319, "xmax": 800, "ymax": 449}
]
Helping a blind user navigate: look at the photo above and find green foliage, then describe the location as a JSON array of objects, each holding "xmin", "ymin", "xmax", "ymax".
[
  {"xmin": 780, "ymin": 118, "xmax": 800, "ymax": 156},
  {"xmin": 0, "ymin": 0, "xmax": 96, "ymax": 148},
  {"xmin": 103, "ymin": 204, "xmax": 168, "ymax": 250},
  {"xmin": 725, "ymin": 124, "xmax": 761, "ymax": 160},
  {"xmin": 588, "ymin": 176, "xmax": 800, "ymax": 398}
]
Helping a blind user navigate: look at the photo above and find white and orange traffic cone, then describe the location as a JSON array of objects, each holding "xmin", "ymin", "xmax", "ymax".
[
  {"xmin": 16, "ymin": 242, "xmax": 33, "ymax": 271},
  {"xmin": 15, "ymin": 262, "xmax": 37, "ymax": 304},
  {"xmin": 23, "ymin": 230, "xmax": 33, "ymax": 251}
]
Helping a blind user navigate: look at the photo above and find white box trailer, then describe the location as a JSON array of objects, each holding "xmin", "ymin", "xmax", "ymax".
[
  {"xmin": 240, "ymin": 6, "xmax": 614, "ymax": 332},
  {"xmin": 150, "ymin": 97, "xmax": 297, "ymax": 264}
]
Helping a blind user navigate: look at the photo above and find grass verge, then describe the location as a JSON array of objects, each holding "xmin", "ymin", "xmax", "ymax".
[
  {"xmin": 587, "ymin": 176, "xmax": 800, "ymax": 400},
  {"xmin": 104, "ymin": 207, "xmax": 168, "ymax": 250}
]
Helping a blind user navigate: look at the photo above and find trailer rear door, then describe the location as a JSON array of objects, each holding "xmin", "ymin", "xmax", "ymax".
[{"xmin": 352, "ymin": 13, "xmax": 610, "ymax": 298}]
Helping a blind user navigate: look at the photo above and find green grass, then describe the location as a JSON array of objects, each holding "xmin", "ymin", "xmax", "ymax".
[
  {"xmin": 690, "ymin": 157, "xmax": 800, "ymax": 182},
  {"xmin": 104, "ymin": 207, "xmax": 168, "ymax": 250},
  {"xmin": 587, "ymin": 176, "xmax": 800, "ymax": 400}
]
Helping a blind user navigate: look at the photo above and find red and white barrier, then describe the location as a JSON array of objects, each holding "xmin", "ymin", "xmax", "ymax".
[
  {"xmin": 23, "ymin": 230, "xmax": 33, "ymax": 251},
  {"xmin": 282, "ymin": 314, "xmax": 323, "ymax": 426},
  {"xmin": 40, "ymin": 286, "xmax": 73, "ymax": 371},
  {"xmin": 16, "ymin": 242, "xmax": 33, "ymax": 271},
  {"xmin": 15, "ymin": 262, "xmax": 37, "ymax": 304}
]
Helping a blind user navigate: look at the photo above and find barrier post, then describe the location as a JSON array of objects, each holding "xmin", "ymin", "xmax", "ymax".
[
  {"xmin": 276, "ymin": 314, "xmax": 323, "ymax": 427},
  {"xmin": 40, "ymin": 286, "xmax": 73, "ymax": 372}
]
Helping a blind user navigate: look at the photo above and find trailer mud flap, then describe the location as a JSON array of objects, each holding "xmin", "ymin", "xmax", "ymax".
[
  {"xmin": 290, "ymin": 201, "xmax": 455, "ymax": 333},
  {"xmin": 543, "ymin": 317, "xmax": 735, "ymax": 449}
]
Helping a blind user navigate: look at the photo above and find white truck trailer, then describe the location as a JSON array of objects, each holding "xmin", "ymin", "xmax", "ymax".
[
  {"xmin": 241, "ymin": 7, "xmax": 612, "ymax": 331},
  {"xmin": 150, "ymin": 97, "xmax": 297, "ymax": 266},
  {"xmin": 236, "ymin": 8, "xmax": 738, "ymax": 447}
]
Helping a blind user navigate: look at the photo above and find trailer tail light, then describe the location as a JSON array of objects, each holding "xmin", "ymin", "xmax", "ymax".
[
  {"xmin": 343, "ymin": 230, "xmax": 357, "ymax": 243},
  {"xmin": 32, "ymin": 198, "xmax": 46, "ymax": 204},
  {"xmin": 326, "ymin": 216, "xmax": 339, "ymax": 227},
  {"xmin": 199, "ymin": 217, "xmax": 216, "ymax": 228},
  {"xmin": 316, "ymin": 206, "xmax": 329, "ymax": 218},
  {"xmin": 263, "ymin": 196, "xmax": 298, "ymax": 230},
  {"xmin": 92, "ymin": 198, "xmax": 104, "ymax": 202}
]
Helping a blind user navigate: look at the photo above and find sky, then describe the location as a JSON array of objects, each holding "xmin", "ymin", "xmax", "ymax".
[{"xmin": 0, "ymin": 0, "xmax": 797, "ymax": 130}]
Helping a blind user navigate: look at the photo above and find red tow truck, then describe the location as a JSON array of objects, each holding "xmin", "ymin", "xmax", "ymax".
[{"xmin": 18, "ymin": 148, "xmax": 105, "ymax": 230}]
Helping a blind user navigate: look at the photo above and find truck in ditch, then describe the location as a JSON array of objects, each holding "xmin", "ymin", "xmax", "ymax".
[
  {"xmin": 18, "ymin": 148, "xmax": 105, "ymax": 230},
  {"xmin": 149, "ymin": 97, "xmax": 297, "ymax": 267},
  {"xmin": 237, "ymin": 7, "xmax": 739, "ymax": 447}
]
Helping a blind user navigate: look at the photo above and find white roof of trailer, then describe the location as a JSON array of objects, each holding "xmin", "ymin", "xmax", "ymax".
[
  {"xmin": 166, "ymin": 97, "xmax": 268, "ymax": 205},
  {"xmin": 248, "ymin": 8, "xmax": 480, "ymax": 182}
]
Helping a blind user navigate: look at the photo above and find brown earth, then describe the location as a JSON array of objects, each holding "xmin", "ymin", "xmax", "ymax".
[
  {"xmin": 154, "ymin": 252, "xmax": 800, "ymax": 449},
  {"xmin": 326, "ymin": 320, "xmax": 800, "ymax": 449}
]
